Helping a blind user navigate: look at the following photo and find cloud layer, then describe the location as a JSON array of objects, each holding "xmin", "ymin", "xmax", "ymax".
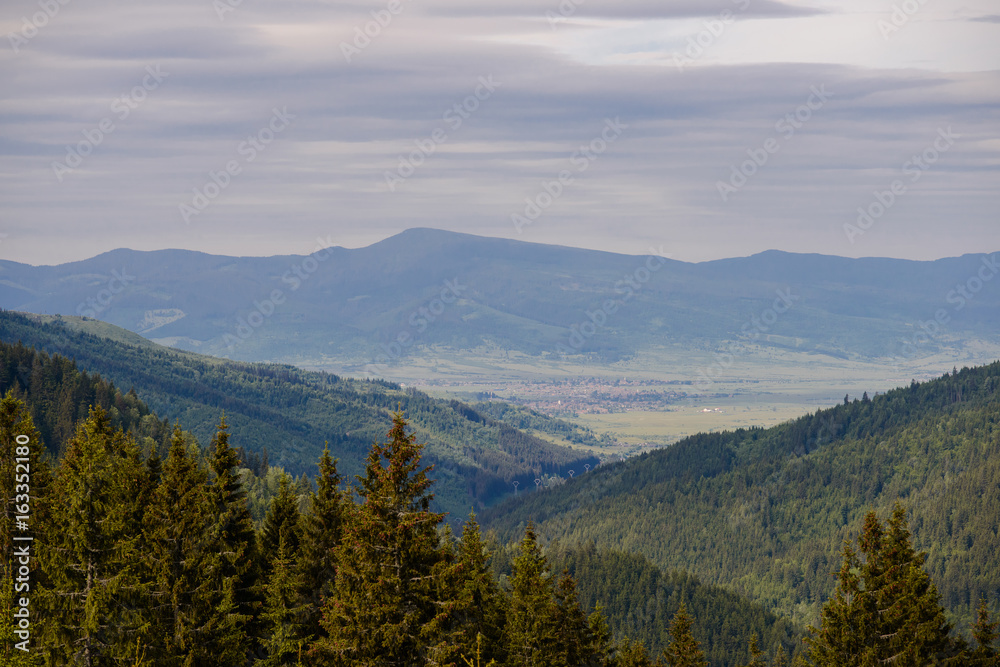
[{"xmin": 1, "ymin": 0, "xmax": 998, "ymax": 265}]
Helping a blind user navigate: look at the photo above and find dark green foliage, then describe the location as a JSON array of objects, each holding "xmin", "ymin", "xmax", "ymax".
[
  {"xmin": 969, "ymin": 599, "xmax": 999, "ymax": 666},
  {"xmin": 661, "ymin": 604, "xmax": 708, "ymax": 667},
  {"xmin": 0, "ymin": 339, "xmax": 170, "ymax": 459},
  {"xmin": 313, "ymin": 413, "xmax": 446, "ymax": 665},
  {"xmin": 540, "ymin": 544, "xmax": 798, "ymax": 666},
  {"xmin": 296, "ymin": 445, "xmax": 345, "ymax": 645},
  {"xmin": 206, "ymin": 416, "xmax": 261, "ymax": 659},
  {"xmin": 425, "ymin": 512, "xmax": 507, "ymax": 666},
  {"xmin": 256, "ymin": 537, "xmax": 309, "ymax": 667},
  {"xmin": 39, "ymin": 407, "xmax": 148, "ymax": 665},
  {"xmin": 483, "ymin": 362, "xmax": 1000, "ymax": 632},
  {"xmin": 260, "ymin": 474, "xmax": 302, "ymax": 574},
  {"xmin": 805, "ymin": 504, "xmax": 958, "ymax": 666},
  {"xmin": 0, "ymin": 311, "xmax": 597, "ymax": 519},
  {"xmin": 505, "ymin": 522, "xmax": 560, "ymax": 666}
]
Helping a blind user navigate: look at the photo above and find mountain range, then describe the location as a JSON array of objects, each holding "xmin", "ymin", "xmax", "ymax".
[{"xmin": 3, "ymin": 229, "xmax": 998, "ymax": 374}]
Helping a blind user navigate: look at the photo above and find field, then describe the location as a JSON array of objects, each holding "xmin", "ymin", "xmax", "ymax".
[{"xmin": 305, "ymin": 340, "xmax": 1000, "ymax": 457}]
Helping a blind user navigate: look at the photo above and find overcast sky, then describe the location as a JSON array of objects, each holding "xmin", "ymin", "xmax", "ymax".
[{"xmin": 1, "ymin": 0, "xmax": 998, "ymax": 266}]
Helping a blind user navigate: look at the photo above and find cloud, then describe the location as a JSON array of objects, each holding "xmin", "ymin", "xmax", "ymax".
[{"xmin": 0, "ymin": 0, "xmax": 997, "ymax": 265}]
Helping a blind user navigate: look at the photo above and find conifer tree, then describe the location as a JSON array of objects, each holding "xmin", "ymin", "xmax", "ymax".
[
  {"xmin": 742, "ymin": 634, "xmax": 765, "ymax": 667},
  {"xmin": 969, "ymin": 598, "xmax": 999, "ymax": 666},
  {"xmin": 0, "ymin": 392, "xmax": 49, "ymax": 665},
  {"xmin": 0, "ymin": 390, "xmax": 50, "ymax": 563},
  {"xmin": 261, "ymin": 473, "xmax": 302, "ymax": 572},
  {"xmin": 552, "ymin": 569, "xmax": 595, "ymax": 665},
  {"xmin": 256, "ymin": 535, "xmax": 310, "ymax": 667},
  {"xmin": 205, "ymin": 416, "xmax": 260, "ymax": 656},
  {"xmin": 144, "ymin": 425, "xmax": 244, "ymax": 666},
  {"xmin": 661, "ymin": 603, "xmax": 707, "ymax": 667},
  {"xmin": 39, "ymin": 407, "xmax": 146, "ymax": 665},
  {"xmin": 772, "ymin": 645, "xmax": 788, "ymax": 667},
  {"xmin": 426, "ymin": 511, "xmax": 506, "ymax": 666},
  {"xmin": 587, "ymin": 604, "xmax": 616, "ymax": 666},
  {"xmin": 806, "ymin": 503, "xmax": 958, "ymax": 666},
  {"xmin": 313, "ymin": 413, "xmax": 445, "ymax": 666},
  {"xmin": 505, "ymin": 521, "xmax": 559, "ymax": 667},
  {"xmin": 616, "ymin": 638, "xmax": 656, "ymax": 667},
  {"xmin": 297, "ymin": 445, "xmax": 345, "ymax": 644}
]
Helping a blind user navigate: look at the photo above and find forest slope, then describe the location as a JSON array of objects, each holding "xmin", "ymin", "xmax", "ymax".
[
  {"xmin": 0, "ymin": 310, "xmax": 597, "ymax": 519},
  {"xmin": 483, "ymin": 362, "xmax": 1000, "ymax": 630}
]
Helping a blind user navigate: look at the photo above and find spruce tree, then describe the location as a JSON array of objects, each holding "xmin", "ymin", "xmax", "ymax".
[
  {"xmin": 261, "ymin": 473, "xmax": 302, "ymax": 572},
  {"xmin": 969, "ymin": 598, "xmax": 999, "ymax": 666},
  {"xmin": 661, "ymin": 603, "xmax": 707, "ymax": 667},
  {"xmin": 313, "ymin": 413, "xmax": 445, "ymax": 666},
  {"xmin": 144, "ymin": 425, "xmax": 244, "ymax": 666},
  {"xmin": 505, "ymin": 522, "xmax": 558, "ymax": 667},
  {"xmin": 616, "ymin": 638, "xmax": 656, "ymax": 667},
  {"xmin": 205, "ymin": 416, "xmax": 260, "ymax": 657},
  {"xmin": 256, "ymin": 535, "xmax": 309, "ymax": 667},
  {"xmin": 39, "ymin": 407, "xmax": 146, "ymax": 665},
  {"xmin": 0, "ymin": 391, "xmax": 51, "ymax": 664},
  {"xmin": 426, "ymin": 511, "xmax": 506, "ymax": 666},
  {"xmin": 806, "ymin": 503, "xmax": 958, "ymax": 666},
  {"xmin": 742, "ymin": 634, "xmax": 765, "ymax": 667},
  {"xmin": 297, "ymin": 445, "xmax": 345, "ymax": 645}
]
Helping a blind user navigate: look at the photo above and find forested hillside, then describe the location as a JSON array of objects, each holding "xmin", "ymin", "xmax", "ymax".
[
  {"xmin": 483, "ymin": 362, "xmax": 1000, "ymax": 631},
  {"xmin": 0, "ymin": 311, "xmax": 597, "ymax": 519}
]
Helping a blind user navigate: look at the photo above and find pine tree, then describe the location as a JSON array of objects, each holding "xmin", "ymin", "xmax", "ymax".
[
  {"xmin": 806, "ymin": 503, "xmax": 958, "ymax": 666},
  {"xmin": 261, "ymin": 473, "xmax": 302, "ymax": 572},
  {"xmin": 772, "ymin": 645, "xmax": 788, "ymax": 667},
  {"xmin": 144, "ymin": 424, "xmax": 244, "ymax": 666},
  {"xmin": 426, "ymin": 511, "xmax": 506, "ymax": 666},
  {"xmin": 205, "ymin": 416, "xmax": 260, "ymax": 658},
  {"xmin": 297, "ymin": 445, "xmax": 345, "ymax": 645},
  {"xmin": 551, "ymin": 569, "xmax": 595, "ymax": 665},
  {"xmin": 256, "ymin": 535, "xmax": 310, "ymax": 667},
  {"xmin": 39, "ymin": 407, "xmax": 146, "ymax": 665},
  {"xmin": 616, "ymin": 638, "xmax": 656, "ymax": 667},
  {"xmin": 505, "ymin": 521, "xmax": 558, "ymax": 667},
  {"xmin": 587, "ymin": 604, "xmax": 615, "ymax": 666},
  {"xmin": 661, "ymin": 603, "xmax": 707, "ymax": 667},
  {"xmin": 742, "ymin": 634, "xmax": 765, "ymax": 667},
  {"xmin": 313, "ymin": 413, "xmax": 445, "ymax": 666},
  {"xmin": 969, "ymin": 598, "xmax": 999, "ymax": 666}
]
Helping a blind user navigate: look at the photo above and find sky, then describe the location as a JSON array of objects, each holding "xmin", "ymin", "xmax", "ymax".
[{"xmin": 1, "ymin": 0, "xmax": 998, "ymax": 266}]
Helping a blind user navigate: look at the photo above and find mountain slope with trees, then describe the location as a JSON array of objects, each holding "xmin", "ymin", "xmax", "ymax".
[
  {"xmin": 0, "ymin": 311, "xmax": 597, "ymax": 519},
  {"xmin": 482, "ymin": 361, "xmax": 1000, "ymax": 632}
]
